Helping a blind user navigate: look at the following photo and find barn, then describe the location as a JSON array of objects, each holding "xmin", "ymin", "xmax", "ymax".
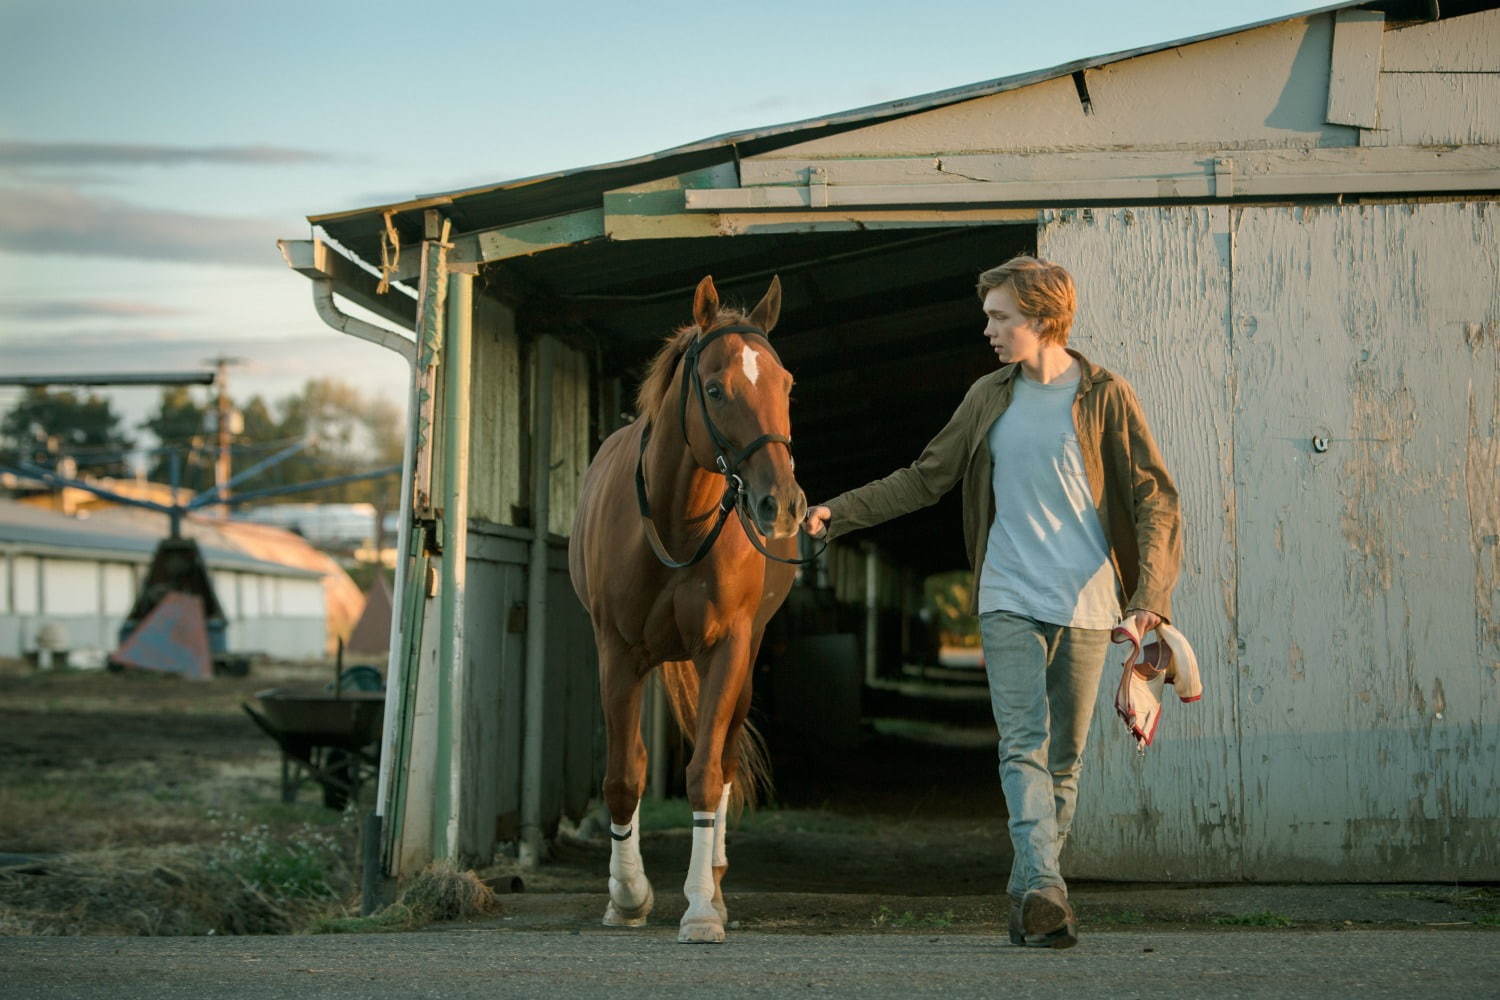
[{"xmin": 280, "ymin": 0, "xmax": 1499, "ymax": 882}]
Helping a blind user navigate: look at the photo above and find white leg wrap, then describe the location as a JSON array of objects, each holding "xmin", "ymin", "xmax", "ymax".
[
  {"xmin": 684, "ymin": 812, "xmax": 717, "ymax": 903},
  {"xmin": 712, "ymin": 783, "xmax": 730, "ymax": 868},
  {"xmin": 679, "ymin": 809, "xmax": 726, "ymax": 942},
  {"xmin": 608, "ymin": 803, "xmax": 649, "ymax": 909}
]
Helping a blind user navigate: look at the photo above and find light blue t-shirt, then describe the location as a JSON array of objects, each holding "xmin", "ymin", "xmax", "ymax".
[{"xmin": 977, "ymin": 368, "xmax": 1121, "ymax": 629}]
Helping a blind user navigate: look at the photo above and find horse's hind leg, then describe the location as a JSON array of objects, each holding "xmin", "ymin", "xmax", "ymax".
[{"xmin": 599, "ymin": 641, "xmax": 653, "ymax": 927}]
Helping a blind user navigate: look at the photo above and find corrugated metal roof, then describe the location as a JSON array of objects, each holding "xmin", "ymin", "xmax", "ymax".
[
  {"xmin": 309, "ymin": 0, "xmax": 1417, "ymax": 266},
  {"xmin": 0, "ymin": 500, "xmax": 322, "ymax": 578}
]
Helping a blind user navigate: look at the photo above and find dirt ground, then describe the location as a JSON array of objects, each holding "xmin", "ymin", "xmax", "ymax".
[{"xmin": 2, "ymin": 661, "xmax": 1496, "ymax": 938}]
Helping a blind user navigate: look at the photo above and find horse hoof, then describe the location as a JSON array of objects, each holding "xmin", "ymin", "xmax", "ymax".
[
  {"xmin": 602, "ymin": 884, "xmax": 654, "ymax": 927},
  {"xmin": 677, "ymin": 917, "xmax": 726, "ymax": 944},
  {"xmin": 712, "ymin": 890, "xmax": 728, "ymax": 925}
]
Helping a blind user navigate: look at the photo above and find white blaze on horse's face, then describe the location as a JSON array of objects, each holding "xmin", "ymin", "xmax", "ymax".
[{"xmin": 740, "ymin": 344, "xmax": 760, "ymax": 387}]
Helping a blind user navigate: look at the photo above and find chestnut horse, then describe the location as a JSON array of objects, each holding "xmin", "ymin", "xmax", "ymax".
[{"xmin": 568, "ymin": 275, "xmax": 806, "ymax": 943}]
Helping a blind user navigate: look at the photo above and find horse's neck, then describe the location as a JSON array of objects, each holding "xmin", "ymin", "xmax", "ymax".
[{"xmin": 641, "ymin": 416, "xmax": 722, "ymax": 542}]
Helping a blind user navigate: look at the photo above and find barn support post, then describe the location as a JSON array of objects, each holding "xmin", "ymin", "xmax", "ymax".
[
  {"xmin": 434, "ymin": 269, "xmax": 473, "ymax": 860},
  {"xmin": 519, "ymin": 334, "xmax": 556, "ymax": 869},
  {"xmin": 388, "ymin": 212, "xmax": 451, "ymax": 876}
]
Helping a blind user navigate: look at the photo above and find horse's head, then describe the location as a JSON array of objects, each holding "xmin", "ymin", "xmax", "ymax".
[{"xmin": 683, "ymin": 274, "xmax": 806, "ymax": 540}]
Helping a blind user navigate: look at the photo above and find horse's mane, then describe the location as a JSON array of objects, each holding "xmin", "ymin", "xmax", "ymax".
[{"xmin": 633, "ymin": 307, "xmax": 750, "ymax": 420}]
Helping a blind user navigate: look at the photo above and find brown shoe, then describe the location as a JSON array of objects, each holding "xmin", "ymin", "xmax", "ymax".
[
  {"xmin": 1021, "ymin": 886, "xmax": 1078, "ymax": 949},
  {"xmin": 1007, "ymin": 895, "xmax": 1025, "ymax": 945}
]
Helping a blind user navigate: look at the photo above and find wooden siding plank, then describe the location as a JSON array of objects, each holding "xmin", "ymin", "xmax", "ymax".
[
  {"xmin": 475, "ymin": 209, "xmax": 605, "ymax": 263},
  {"xmin": 1231, "ymin": 202, "xmax": 1498, "ymax": 880},
  {"xmin": 1038, "ymin": 205, "xmax": 1242, "ymax": 880},
  {"xmin": 1381, "ymin": 8, "xmax": 1500, "ymax": 72},
  {"xmin": 468, "ymin": 294, "xmax": 522, "ymax": 526},
  {"xmin": 464, "ymin": 528, "xmax": 529, "ymax": 852},
  {"xmin": 548, "ymin": 342, "xmax": 593, "ymax": 537},
  {"xmin": 696, "ymin": 147, "xmax": 1500, "ymax": 212},
  {"xmin": 742, "ymin": 146, "xmax": 1500, "ymax": 189},
  {"xmin": 1370, "ymin": 72, "xmax": 1500, "ymax": 146},
  {"xmin": 1327, "ymin": 9, "xmax": 1385, "ymax": 129}
]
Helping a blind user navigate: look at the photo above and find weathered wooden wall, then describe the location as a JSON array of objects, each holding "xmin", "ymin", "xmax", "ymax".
[
  {"xmin": 463, "ymin": 524, "xmax": 600, "ymax": 857},
  {"xmin": 766, "ymin": 16, "xmax": 1353, "ymax": 161},
  {"xmin": 1231, "ymin": 202, "xmax": 1497, "ymax": 880},
  {"xmin": 1040, "ymin": 205, "xmax": 1243, "ymax": 880},
  {"xmin": 1043, "ymin": 201, "xmax": 1498, "ymax": 881},
  {"xmin": 450, "ymin": 297, "xmax": 601, "ymax": 861},
  {"xmin": 1365, "ymin": 9, "xmax": 1500, "ymax": 146},
  {"xmin": 548, "ymin": 342, "xmax": 593, "ymax": 537},
  {"xmin": 468, "ymin": 292, "xmax": 522, "ymax": 526}
]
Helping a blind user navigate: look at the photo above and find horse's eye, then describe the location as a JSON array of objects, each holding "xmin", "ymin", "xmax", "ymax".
[{"xmin": 706, "ymin": 384, "xmax": 724, "ymax": 401}]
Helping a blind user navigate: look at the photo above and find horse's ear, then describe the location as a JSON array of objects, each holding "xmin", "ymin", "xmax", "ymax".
[
  {"xmin": 693, "ymin": 275, "xmax": 720, "ymax": 332},
  {"xmin": 749, "ymin": 275, "xmax": 782, "ymax": 335}
]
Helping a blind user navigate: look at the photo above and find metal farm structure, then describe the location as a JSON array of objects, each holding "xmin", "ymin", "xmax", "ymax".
[{"xmin": 280, "ymin": 1, "xmax": 1500, "ymax": 882}]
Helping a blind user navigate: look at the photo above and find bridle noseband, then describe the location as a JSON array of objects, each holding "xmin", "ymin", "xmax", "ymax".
[{"xmin": 635, "ymin": 322, "xmax": 824, "ymax": 569}]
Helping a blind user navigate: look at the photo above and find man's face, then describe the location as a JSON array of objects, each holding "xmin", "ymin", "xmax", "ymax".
[{"xmin": 982, "ymin": 284, "xmax": 1045, "ymax": 365}]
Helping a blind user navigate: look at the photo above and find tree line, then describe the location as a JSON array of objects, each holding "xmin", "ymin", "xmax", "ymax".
[{"xmin": 1, "ymin": 379, "xmax": 403, "ymax": 506}]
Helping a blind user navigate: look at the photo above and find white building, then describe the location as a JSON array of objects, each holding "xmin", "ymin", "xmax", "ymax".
[{"xmin": 0, "ymin": 499, "xmax": 327, "ymax": 663}]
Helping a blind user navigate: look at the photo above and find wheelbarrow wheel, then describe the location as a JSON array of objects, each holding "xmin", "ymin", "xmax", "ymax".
[{"xmin": 321, "ymin": 749, "xmax": 354, "ymax": 811}]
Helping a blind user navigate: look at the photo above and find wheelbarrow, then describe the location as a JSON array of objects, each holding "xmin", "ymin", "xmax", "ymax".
[{"xmin": 243, "ymin": 685, "xmax": 384, "ymax": 810}]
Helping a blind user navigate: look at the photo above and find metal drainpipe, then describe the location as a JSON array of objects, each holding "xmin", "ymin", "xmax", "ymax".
[
  {"xmin": 304, "ymin": 276, "xmax": 417, "ymax": 896},
  {"xmin": 310, "ymin": 278, "xmax": 418, "ymax": 364},
  {"xmin": 436, "ymin": 271, "xmax": 473, "ymax": 861},
  {"xmin": 519, "ymin": 335, "xmax": 555, "ymax": 869}
]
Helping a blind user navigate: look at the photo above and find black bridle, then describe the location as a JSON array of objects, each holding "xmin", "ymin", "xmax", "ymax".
[{"xmin": 634, "ymin": 322, "xmax": 825, "ymax": 569}]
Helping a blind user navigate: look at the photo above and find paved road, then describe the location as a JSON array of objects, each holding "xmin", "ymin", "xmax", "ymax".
[{"xmin": 2, "ymin": 929, "xmax": 1494, "ymax": 999}]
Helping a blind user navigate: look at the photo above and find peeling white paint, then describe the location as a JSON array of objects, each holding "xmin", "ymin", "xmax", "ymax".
[{"xmin": 1044, "ymin": 202, "xmax": 1499, "ymax": 881}]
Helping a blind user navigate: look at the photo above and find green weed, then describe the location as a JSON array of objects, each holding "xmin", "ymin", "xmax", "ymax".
[
  {"xmin": 1213, "ymin": 910, "xmax": 1294, "ymax": 927},
  {"xmin": 210, "ymin": 822, "xmax": 347, "ymax": 901},
  {"xmin": 1089, "ymin": 909, "xmax": 1147, "ymax": 925},
  {"xmin": 871, "ymin": 905, "xmax": 955, "ymax": 929}
]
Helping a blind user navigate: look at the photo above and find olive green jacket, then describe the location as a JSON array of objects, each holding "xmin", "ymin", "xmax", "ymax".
[{"xmin": 822, "ymin": 349, "xmax": 1182, "ymax": 621}]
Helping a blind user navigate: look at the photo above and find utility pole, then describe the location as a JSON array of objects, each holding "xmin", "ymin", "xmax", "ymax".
[{"xmin": 204, "ymin": 356, "xmax": 246, "ymax": 517}]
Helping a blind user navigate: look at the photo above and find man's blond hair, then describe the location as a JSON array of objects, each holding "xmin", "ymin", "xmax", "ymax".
[{"xmin": 976, "ymin": 255, "xmax": 1077, "ymax": 346}]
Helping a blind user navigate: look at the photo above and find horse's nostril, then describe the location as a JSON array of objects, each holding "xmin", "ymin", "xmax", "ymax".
[{"xmin": 757, "ymin": 494, "xmax": 779, "ymax": 524}]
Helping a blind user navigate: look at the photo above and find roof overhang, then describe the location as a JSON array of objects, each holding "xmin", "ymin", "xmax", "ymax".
[{"xmin": 300, "ymin": 0, "xmax": 1437, "ymax": 270}]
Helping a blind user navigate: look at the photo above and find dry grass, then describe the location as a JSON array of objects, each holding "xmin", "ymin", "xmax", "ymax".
[
  {"xmin": 398, "ymin": 861, "xmax": 500, "ymax": 921},
  {"xmin": 310, "ymin": 862, "xmax": 501, "ymax": 935},
  {"xmin": 0, "ymin": 661, "xmax": 371, "ymax": 936}
]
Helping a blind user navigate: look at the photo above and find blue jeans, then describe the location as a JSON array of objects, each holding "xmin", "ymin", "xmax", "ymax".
[{"xmin": 978, "ymin": 610, "xmax": 1112, "ymax": 898}]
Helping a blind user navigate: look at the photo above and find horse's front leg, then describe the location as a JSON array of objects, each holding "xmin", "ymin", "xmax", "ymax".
[
  {"xmin": 710, "ymin": 666, "xmax": 755, "ymax": 925},
  {"xmin": 599, "ymin": 639, "xmax": 653, "ymax": 927},
  {"xmin": 679, "ymin": 633, "xmax": 750, "ymax": 944}
]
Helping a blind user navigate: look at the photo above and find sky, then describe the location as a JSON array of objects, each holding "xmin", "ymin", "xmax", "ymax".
[{"xmin": 0, "ymin": 0, "xmax": 1315, "ymax": 461}]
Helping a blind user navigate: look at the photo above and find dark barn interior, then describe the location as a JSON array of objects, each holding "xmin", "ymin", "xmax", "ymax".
[{"xmin": 487, "ymin": 224, "xmax": 1037, "ymax": 808}]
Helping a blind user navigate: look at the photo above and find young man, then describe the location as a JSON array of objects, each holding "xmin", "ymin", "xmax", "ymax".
[{"xmin": 803, "ymin": 256, "xmax": 1182, "ymax": 949}]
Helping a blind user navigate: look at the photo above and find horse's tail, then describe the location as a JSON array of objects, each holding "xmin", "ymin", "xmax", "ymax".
[{"xmin": 658, "ymin": 660, "xmax": 772, "ymax": 813}]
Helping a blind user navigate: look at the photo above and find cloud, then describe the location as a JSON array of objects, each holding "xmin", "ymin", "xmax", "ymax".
[
  {"xmin": 0, "ymin": 141, "xmax": 334, "ymax": 168},
  {"xmin": 0, "ymin": 185, "xmax": 289, "ymax": 267},
  {"xmin": 1, "ymin": 330, "xmax": 408, "ymax": 386},
  {"xmin": 0, "ymin": 299, "xmax": 191, "ymax": 320}
]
